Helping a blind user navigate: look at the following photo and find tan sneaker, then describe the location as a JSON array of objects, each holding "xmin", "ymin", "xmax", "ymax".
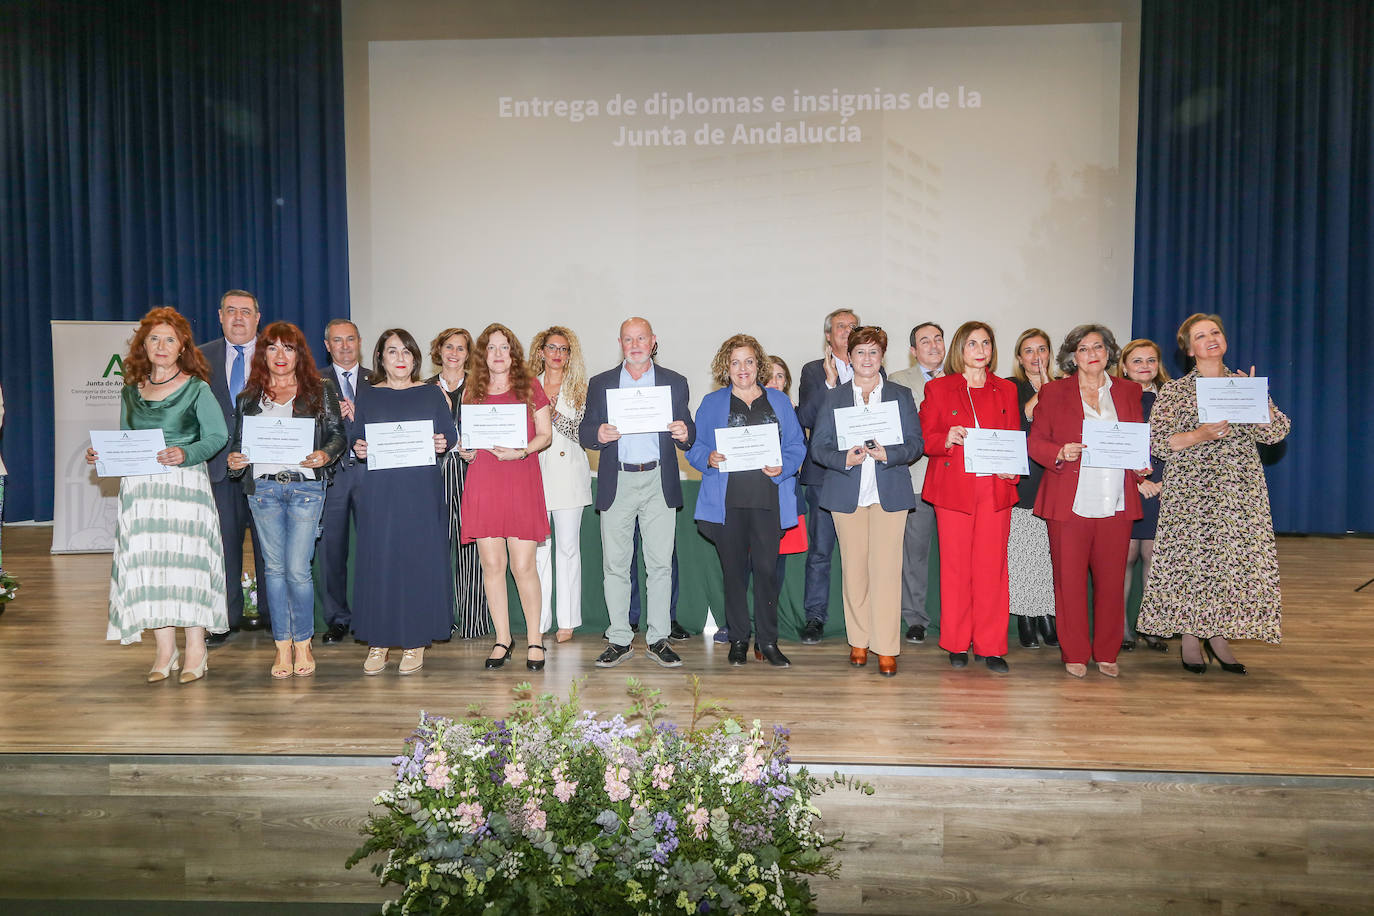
[
  {"xmin": 398, "ymin": 647, "xmax": 424, "ymax": 675},
  {"xmin": 363, "ymin": 647, "xmax": 389, "ymax": 675}
]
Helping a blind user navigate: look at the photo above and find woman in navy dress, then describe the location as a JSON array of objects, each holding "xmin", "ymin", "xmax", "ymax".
[
  {"xmin": 348, "ymin": 328, "xmax": 458, "ymax": 676},
  {"xmin": 1117, "ymin": 338, "xmax": 1170, "ymax": 651}
]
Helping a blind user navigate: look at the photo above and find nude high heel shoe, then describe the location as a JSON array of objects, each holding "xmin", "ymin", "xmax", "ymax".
[
  {"xmin": 293, "ymin": 640, "xmax": 316, "ymax": 677},
  {"xmin": 148, "ymin": 649, "xmax": 181, "ymax": 683},
  {"xmin": 272, "ymin": 641, "xmax": 294, "ymax": 679},
  {"xmin": 179, "ymin": 653, "xmax": 208, "ymax": 683}
]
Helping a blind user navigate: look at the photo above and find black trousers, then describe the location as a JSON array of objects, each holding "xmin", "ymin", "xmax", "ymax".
[
  {"xmin": 212, "ymin": 477, "xmax": 270, "ymax": 628},
  {"xmin": 318, "ymin": 460, "xmax": 363, "ymax": 629},
  {"xmin": 698, "ymin": 508, "xmax": 782, "ymax": 646}
]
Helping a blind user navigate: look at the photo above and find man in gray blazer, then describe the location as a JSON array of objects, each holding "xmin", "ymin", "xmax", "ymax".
[
  {"xmin": 200, "ymin": 289, "xmax": 268, "ymax": 646},
  {"xmin": 886, "ymin": 321, "xmax": 945, "ymax": 644}
]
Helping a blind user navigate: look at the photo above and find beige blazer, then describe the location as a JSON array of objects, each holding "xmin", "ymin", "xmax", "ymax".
[
  {"xmin": 538, "ymin": 380, "xmax": 593, "ymax": 511},
  {"xmin": 887, "ymin": 365, "xmax": 934, "ymax": 493}
]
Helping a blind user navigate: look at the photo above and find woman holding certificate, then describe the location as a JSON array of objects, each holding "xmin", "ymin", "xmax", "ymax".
[
  {"xmin": 920, "ymin": 321, "xmax": 1020, "ymax": 674},
  {"xmin": 225, "ymin": 322, "xmax": 345, "ymax": 679},
  {"xmin": 349, "ymin": 329, "xmax": 458, "ymax": 675},
  {"xmin": 687, "ymin": 334, "xmax": 806, "ymax": 668},
  {"xmin": 809, "ymin": 327, "xmax": 922, "ymax": 677},
  {"xmin": 426, "ymin": 328, "xmax": 491, "ymax": 640},
  {"xmin": 528, "ymin": 326, "xmax": 592, "ymax": 644},
  {"xmin": 1117, "ymin": 339, "xmax": 1171, "ymax": 651},
  {"xmin": 457, "ymin": 323, "xmax": 553, "ymax": 672},
  {"xmin": 1137, "ymin": 314, "xmax": 1290, "ymax": 675},
  {"xmin": 86, "ymin": 307, "xmax": 228, "ymax": 683},
  {"xmin": 1026, "ymin": 325, "xmax": 1148, "ymax": 678}
]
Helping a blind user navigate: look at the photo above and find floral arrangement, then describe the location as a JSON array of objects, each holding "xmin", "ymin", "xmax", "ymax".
[
  {"xmin": 0, "ymin": 572, "xmax": 18, "ymax": 606},
  {"xmin": 241, "ymin": 573, "xmax": 259, "ymax": 619},
  {"xmin": 348, "ymin": 677, "xmax": 872, "ymax": 915}
]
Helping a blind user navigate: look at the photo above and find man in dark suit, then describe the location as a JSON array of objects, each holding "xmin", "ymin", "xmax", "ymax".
[
  {"xmin": 201, "ymin": 289, "xmax": 269, "ymax": 646},
  {"xmin": 579, "ymin": 317, "xmax": 695, "ymax": 669},
  {"xmin": 794, "ymin": 307, "xmax": 863, "ymax": 644},
  {"xmin": 316, "ymin": 318, "xmax": 369, "ymax": 643}
]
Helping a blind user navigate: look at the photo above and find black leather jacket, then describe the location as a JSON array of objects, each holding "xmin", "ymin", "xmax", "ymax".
[{"xmin": 227, "ymin": 377, "xmax": 346, "ymax": 494}]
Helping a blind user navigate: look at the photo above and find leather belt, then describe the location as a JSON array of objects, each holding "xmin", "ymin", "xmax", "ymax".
[
  {"xmin": 618, "ymin": 461, "xmax": 658, "ymax": 472},
  {"xmin": 259, "ymin": 470, "xmax": 310, "ymax": 483}
]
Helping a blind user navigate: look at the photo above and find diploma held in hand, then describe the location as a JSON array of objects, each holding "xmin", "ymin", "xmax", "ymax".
[
  {"xmin": 1081, "ymin": 420, "xmax": 1150, "ymax": 470},
  {"xmin": 715, "ymin": 423, "xmax": 781, "ymax": 473},
  {"xmin": 1196, "ymin": 377, "xmax": 1270, "ymax": 423},
  {"xmin": 833, "ymin": 401, "xmax": 903, "ymax": 450},
  {"xmin": 606, "ymin": 386, "xmax": 673, "ymax": 434},
  {"xmin": 90, "ymin": 429, "xmax": 170, "ymax": 477},
  {"xmin": 460, "ymin": 403, "xmax": 529, "ymax": 450},
  {"xmin": 962, "ymin": 428, "xmax": 1029, "ymax": 475},
  {"xmin": 241, "ymin": 416, "xmax": 315, "ymax": 465},
  {"xmin": 365, "ymin": 420, "xmax": 437, "ymax": 470}
]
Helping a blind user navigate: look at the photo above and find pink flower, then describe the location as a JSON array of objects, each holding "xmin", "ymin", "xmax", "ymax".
[
  {"xmin": 504, "ymin": 760, "xmax": 528, "ymax": 788},
  {"xmin": 651, "ymin": 763, "xmax": 675, "ymax": 791},
  {"xmin": 604, "ymin": 763, "xmax": 631, "ymax": 802},
  {"xmin": 552, "ymin": 765, "xmax": 579, "ymax": 803},
  {"xmin": 686, "ymin": 803, "xmax": 710, "ymax": 840},
  {"xmin": 523, "ymin": 797, "xmax": 547, "ymax": 832},
  {"xmin": 455, "ymin": 800, "xmax": 485, "ymax": 831},
  {"xmin": 740, "ymin": 745, "xmax": 765, "ymax": 783}
]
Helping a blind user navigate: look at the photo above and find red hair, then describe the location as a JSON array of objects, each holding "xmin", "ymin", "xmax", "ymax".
[
  {"xmin": 243, "ymin": 322, "xmax": 324, "ymax": 414},
  {"xmin": 463, "ymin": 323, "xmax": 533, "ymax": 408},
  {"xmin": 123, "ymin": 307, "xmax": 211, "ymax": 387}
]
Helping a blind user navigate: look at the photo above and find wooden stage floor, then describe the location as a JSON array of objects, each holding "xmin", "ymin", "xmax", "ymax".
[{"xmin": 1, "ymin": 526, "xmax": 1372, "ymax": 776}]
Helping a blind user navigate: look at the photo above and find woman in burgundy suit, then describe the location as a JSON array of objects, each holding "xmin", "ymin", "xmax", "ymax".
[
  {"xmin": 920, "ymin": 321, "xmax": 1022, "ymax": 674},
  {"xmin": 1027, "ymin": 324, "xmax": 1151, "ymax": 678}
]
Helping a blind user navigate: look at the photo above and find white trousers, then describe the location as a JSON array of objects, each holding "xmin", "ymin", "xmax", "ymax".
[{"xmin": 537, "ymin": 506, "xmax": 585, "ymax": 632}]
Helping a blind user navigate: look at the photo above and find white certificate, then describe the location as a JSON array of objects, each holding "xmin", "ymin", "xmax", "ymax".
[
  {"xmin": 606, "ymin": 386, "xmax": 673, "ymax": 435},
  {"xmin": 1081, "ymin": 420, "xmax": 1150, "ymax": 470},
  {"xmin": 460, "ymin": 403, "xmax": 529, "ymax": 450},
  {"xmin": 364, "ymin": 420, "xmax": 436, "ymax": 471},
  {"xmin": 833, "ymin": 401, "xmax": 904, "ymax": 450},
  {"xmin": 715, "ymin": 423, "xmax": 781, "ymax": 473},
  {"xmin": 962, "ymin": 428, "xmax": 1029, "ymax": 475},
  {"xmin": 241, "ymin": 416, "xmax": 315, "ymax": 465},
  {"xmin": 89, "ymin": 428, "xmax": 170, "ymax": 477},
  {"xmin": 1196, "ymin": 377, "xmax": 1270, "ymax": 423}
]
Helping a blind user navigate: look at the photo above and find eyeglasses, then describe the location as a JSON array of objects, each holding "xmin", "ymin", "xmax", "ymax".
[{"xmin": 543, "ymin": 344, "xmax": 570, "ymax": 355}]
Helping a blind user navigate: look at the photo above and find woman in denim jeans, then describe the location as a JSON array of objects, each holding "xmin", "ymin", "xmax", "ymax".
[{"xmin": 227, "ymin": 322, "xmax": 345, "ymax": 678}]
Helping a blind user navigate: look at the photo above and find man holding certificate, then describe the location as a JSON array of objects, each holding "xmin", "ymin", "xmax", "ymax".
[
  {"xmin": 1027, "ymin": 325, "xmax": 1150, "ymax": 679},
  {"xmin": 226, "ymin": 322, "xmax": 345, "ymax": 680},
  {"xmin": 686, "ymin": 334, "xmax": 807, "ymax": 669},
  {"xmin": 809, "ymin": 326, "xmax": 923, "ymax": 678},
  {"xmin": 580, "ymin": 317, "xmax": 695, "ymax": 670}
]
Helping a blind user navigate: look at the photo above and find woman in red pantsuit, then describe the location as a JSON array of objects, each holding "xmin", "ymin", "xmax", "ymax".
[
  {"xmin": 920, "ymin": 321, "xmax": 1021, "ymax": 674},
  {"xmin": 1027, "ymin": 324, "xmax": 1150, "ymax": 678}
]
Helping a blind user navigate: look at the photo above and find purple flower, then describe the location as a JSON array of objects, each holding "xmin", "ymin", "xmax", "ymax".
[
  {"xmin": 651, "ymin": 835, "xmax": 679, "ymax": 864},
  {"xmin": 653, "ymin": 811, "xmax": 678, "ymax": 835}
]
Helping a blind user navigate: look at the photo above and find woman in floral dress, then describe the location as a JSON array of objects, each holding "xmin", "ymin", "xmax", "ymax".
[{"xmin": 1136, "ymin": 313, "xmax": 1290, "ymax": 675}]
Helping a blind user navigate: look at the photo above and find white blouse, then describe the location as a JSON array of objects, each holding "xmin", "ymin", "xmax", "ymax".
[
  {"xmin": 850, "ymin": 379, "xmax": 883, "ymax": 508},
  {"xmin": 1071, "ymin": 377, "xmax": 1123, "ymax": 518}
]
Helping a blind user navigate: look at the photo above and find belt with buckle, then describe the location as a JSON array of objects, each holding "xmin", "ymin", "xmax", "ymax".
[
  {"xmin": 259, "ymin": 470, "xmax": 309, "ymax": 483},
  {"xmin": 618, "ymin": 460, "xmax": 658, "ymax": 472}
]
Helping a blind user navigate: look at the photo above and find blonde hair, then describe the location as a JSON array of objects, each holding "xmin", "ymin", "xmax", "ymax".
[
  {"xmin": 709, "ymin": 334, "xmax": 771, "ymax": 389},
  {"xmin": 527, "ymin": 325, "xmax": 588, "ymax": 410},
  {"xmin": 1010, "ymin": 328, "xmax": 1061, "ymax": 383},
  {"xmin": 1117, "ymin": 338, "xmax": 1172, "ymax": 389}
]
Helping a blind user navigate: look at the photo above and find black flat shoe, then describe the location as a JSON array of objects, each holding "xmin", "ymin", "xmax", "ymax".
[
  {"xmin": 984, "ymin": 655, "xmax": 1010, "ymax": 674},
  {"xmin": 1016, "ymin": 615, "xmax": 1040, "ymax": 649},
  {"xmin": 1037, "ymin": 616, "xmax": 1059, "ymax": 647},
  {"xmin": 1141, "ymin": 635, "xmax": 1170, "ymax": 652},
  {"xmin": 1203, "ymin": 640, "xmax": 1246, "ymax": 675},
  {"xmin": 526, "ymin": 643, "xmax": 547, "ymax": 672},
  {"xmin": 948, "ymin": 651, "xmax": 969, "ymax": 669},
  {"xmin": 727, "ymin": 640, "xmax": 749, "ymax": 666},
  {"xmin": 754, "ymin": 643, "xmax": 791, "ymax": 668},
  {"xmin": 322, "ymin": 623, "xmax": 349, "ymax": 644},
  {"xmin": 1121, "ymin": 638, "xmax": 1137, "ymax": 652},
  {"xmin": 485, "ymin": 642, "xmax": 512, "ymax": 670},
  {"xmin": 800, "ymin": 620, "xmax": 824, "ymax": 644},
  {"xmin": 669, "ymin": 621, "xmax": 691, "ymax": 641}
]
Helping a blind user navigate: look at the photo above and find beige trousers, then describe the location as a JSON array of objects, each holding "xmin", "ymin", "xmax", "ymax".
[{"xmin": 832, "ymin": 504, "xmax": 908, "ymax": 657}]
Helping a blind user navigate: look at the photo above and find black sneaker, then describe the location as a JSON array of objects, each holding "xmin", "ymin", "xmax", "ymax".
[
  {"xmin": 646, "ymin": 639, "xmax": 683, "ymax": 668},
  {"xmin": 669, "ymin": 621, "xmax": 691, "ymax": 641},
  {"xmin": 595, "ymin": 643, "xmax": 634, "ymax": 668},
  {"xmin": 800, "ymin": 619, "xmax": 824, "ymax": 644},
  {"xmin": 904, "ymin": 624, "xmax": 926, "ymax": 644}
]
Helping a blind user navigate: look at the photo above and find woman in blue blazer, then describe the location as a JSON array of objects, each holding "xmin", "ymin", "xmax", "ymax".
[
  {"xmin": 809, "ymin": 326, "xmax": 923, "ymax": 677},
  {"xmin": 687, "ymin": 334, "xmax": 806, "ymax": 667}
]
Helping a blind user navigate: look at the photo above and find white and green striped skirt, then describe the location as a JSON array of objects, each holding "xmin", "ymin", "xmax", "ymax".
[{"xmin": 106, "ymin": 464, "xmax": 229, "ymax": 644}]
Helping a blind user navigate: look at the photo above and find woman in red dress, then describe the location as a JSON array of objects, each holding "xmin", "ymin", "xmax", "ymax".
[{"xmin": 458, "ymin": 323, "xmax": 553, "ymax": 672}]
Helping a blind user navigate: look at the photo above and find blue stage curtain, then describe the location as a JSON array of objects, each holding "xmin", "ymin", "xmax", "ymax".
[
  {"xmin": 1133, "ymin": 0, "xmax": 1373, "ymax": 533},
  {"xmin": 0, "ymin": 0, "xmax": 349, "ymax": 522}
]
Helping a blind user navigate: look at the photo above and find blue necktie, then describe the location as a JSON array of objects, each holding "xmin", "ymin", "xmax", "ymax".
[
  {"xmin": 230, "ymin": 345, "xmax": 246, "ymax": 401},
  {"xmin": 341, "ymin": 369, "xmax": 356, "ymax": 402}
]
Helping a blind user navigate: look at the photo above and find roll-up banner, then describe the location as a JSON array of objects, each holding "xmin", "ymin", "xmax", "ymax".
[{"xmin": 50, "ymin": 320, "xmax": 139, "ymax": 553}]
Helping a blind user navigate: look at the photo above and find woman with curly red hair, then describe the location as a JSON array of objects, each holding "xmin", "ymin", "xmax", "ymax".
[
  {"xmin": 457, "ymin": 323, "xmax": 553, "ymax": 672},
  {"xmin": 225, "ymin": 322, "xmax": 345, "ymax": 679},
  {"xmin": 86, "ymin": 307, "xmax": 229, "ymax": 683}
]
